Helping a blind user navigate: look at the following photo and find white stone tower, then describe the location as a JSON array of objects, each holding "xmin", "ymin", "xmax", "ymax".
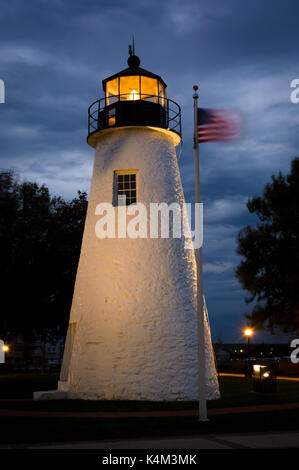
[{"xmin": 58, "ymin": 52, "xmax": 219, "ymax": 401}]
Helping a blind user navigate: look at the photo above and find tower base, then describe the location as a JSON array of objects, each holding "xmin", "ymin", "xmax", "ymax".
[{"xmin": 33, "ymin": 390, "xmax": 67, "ymax": 401}]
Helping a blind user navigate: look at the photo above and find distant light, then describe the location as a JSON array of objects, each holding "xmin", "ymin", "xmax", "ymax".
[
  {"xmin": 240, "ymin": 349, "xmax": 244, "ymax": 353},
  {"xmin": 244, "ymin": 328, "xmax": 253, "ymax": 337},
  {"xmin": 2, "ymin": 345, "xmax": 9, "ymax": 352},
  {"xmin": 253, "ymin": 365, "xmax": 261, "ymax": 373},
  {"xmin": 263, "ymin": 372, "xmax": 270, "ymax": 378}
]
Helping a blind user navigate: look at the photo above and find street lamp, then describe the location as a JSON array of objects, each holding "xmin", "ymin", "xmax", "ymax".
[{"xmin": 244, "ymin": 328, "xmax": 253, "ymax": 377}]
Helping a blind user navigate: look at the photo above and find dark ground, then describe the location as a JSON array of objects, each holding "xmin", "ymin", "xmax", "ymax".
[{"xmin": 0, "ymin": 374, "xmax": 298, "ymax": 444}]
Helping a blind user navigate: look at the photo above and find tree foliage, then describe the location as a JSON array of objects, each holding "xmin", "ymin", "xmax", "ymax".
[
  {"xmin": 236, "ymin": 158, "xmax": 299, "ymax": 334},
  {"xmin": 0, "ymin": 170, "xmax": 87, "ymax": 336}
]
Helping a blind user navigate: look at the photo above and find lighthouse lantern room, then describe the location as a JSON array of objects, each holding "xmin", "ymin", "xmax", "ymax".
[{"xmin": 87, "ymin": 52, "xmax": 181, "ymax": 148}]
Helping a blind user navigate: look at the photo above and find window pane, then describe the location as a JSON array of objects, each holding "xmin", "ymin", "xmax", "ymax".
[
  {"xmin": 119, "ymin": 76, "xmax": 140, "ymax": 101},
  {"xmin": 158, "ymin": 81, "xmax": 165, "ymax": 107},
  {"xmin": 106, "ymin": 78, "xmax": 119, "ymax": 105},
  {"xmin": 141, "ymin": 76, "xmax": 158, "ymax": 102},
  {"xmin": 118, "ymin": 194, "xmax": 126, "ymax": 206},
  {"xmin": 115, "ymin": 172, "xmax": 137, "ymax": 206}
]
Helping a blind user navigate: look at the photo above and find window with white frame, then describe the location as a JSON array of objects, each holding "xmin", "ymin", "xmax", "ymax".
[{"xmin": 115, "ymin": 171, "xmax": 137, "ymax": 206}]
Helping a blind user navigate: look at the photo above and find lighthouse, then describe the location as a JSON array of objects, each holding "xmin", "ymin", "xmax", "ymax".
[{"xmin": 58, "ymin": 51, "xmax": 219, "ymax": 401}]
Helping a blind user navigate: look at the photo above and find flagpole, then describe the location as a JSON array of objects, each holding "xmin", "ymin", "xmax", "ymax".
[{"xmin": 193, "ymin": 85, "xmax": 208, "ymax": 421}]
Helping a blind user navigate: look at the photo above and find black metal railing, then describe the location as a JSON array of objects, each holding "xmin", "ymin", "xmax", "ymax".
[{"xmin": 88, "ymin": 94, "xmax": 181, "ymax": 138}]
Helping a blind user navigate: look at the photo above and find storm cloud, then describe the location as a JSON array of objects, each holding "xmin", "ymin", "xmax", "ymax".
[{"xmin": 0, "ymin": 0, "xmax": 298, "ymax": 341}]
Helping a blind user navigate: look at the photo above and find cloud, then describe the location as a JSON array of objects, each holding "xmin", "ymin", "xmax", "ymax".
[
  {"xmin": 167, "ymin": 4, "xmax": 203, "ymax": 34},
  {"xmin": 0, "ymin": 0, "xmax": 297, "ymax": 342},
  {"xmin": 1, "ymin": 149, "xmax": 93, "ymax": 200},
  {"xmin": 204, "ymin": 198, "xmax": 247, "ymax": 223},
  {"xmin": 0, "ymin": 45, "xmax": 50, "ymax": 66},
  {"xmin": 204, "ymin": 262, "xmax": 233, "ymax": 273},
  {"xmin": 5, "ymin": 125, "xmax": 43, "ymax": 139}
]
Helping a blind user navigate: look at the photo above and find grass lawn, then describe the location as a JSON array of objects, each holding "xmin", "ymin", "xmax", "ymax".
[
  {"xmin": 0, "ymin": 373, "xmax": 298, "ymax": 411},
  {"xmin": 0, "ymin": 373, "xmax": 298, "ymax": 444},
  {"xmin": 0, "ymin": 373, "xmax": 59, "ymax": 399}
]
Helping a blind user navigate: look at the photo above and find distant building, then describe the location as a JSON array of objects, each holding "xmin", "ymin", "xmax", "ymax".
[{"xmin": 2, "ymin": 329, "xmax": 64, "ymax": 370}]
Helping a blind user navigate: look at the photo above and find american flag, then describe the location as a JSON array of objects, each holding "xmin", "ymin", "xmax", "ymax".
[{"xmin": 197, "ymin": 108, "xmax": 240, "ymax": 144}]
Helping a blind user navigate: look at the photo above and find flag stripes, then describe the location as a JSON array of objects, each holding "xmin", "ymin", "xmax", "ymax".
[{"xmin": 197, "ymin": 108, "xmax": 240, "ymax": 143}]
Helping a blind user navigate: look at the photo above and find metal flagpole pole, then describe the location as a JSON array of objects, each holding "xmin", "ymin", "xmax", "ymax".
[{"xmin": 193, "ymin": 85, "xmax": 208, "ymax": 421}]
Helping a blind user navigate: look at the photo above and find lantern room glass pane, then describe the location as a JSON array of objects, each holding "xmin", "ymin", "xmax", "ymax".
[
  {"xmin": 158, "ymin": 81, "xmax": 165, "ymax": 107},
  {"xmin": 119, "ymin": 76, "xmax": 140, "ymax": 101},
  {"xmin": 106, "ymin": 78, "xmax": 119, "ymax": 105},
  {"xmin": 141, "ymin": 76, "xmax": 158, "ymax": 103}
]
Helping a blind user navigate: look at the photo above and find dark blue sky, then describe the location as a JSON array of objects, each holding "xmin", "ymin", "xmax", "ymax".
[{"xmin": 1, "ymin": 0, "xmax": 298, "ymax": 343}]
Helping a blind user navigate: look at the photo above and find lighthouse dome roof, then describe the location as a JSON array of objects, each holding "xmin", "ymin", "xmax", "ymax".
[{"xmin": 102, "ymin": 56, "xmax": 167, "ymax": 92}]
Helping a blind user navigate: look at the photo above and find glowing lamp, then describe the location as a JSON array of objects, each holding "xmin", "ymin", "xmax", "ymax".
[
  {"xmin": 129, "ymin": 89, "xmax": 139, "ymax": 101},
  {"xmin": 2, "ymin": 345, "xmax": 9, "ymax": 352},
  {"xmin": 252, "ymin": 364, "xmax": 277, "ymax": 392},
  {"xmin": 244, "ymin": 328, "xmax": 253, "ymax": 337}
]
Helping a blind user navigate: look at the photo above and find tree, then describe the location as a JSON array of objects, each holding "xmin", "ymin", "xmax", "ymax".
[
  {"xmin": 0, "ymin": 170, "xmax": 87, "ymax": 337},
  {"xmin": 236, "ymin": 158, "xmax": 299, "ymax": 335}
]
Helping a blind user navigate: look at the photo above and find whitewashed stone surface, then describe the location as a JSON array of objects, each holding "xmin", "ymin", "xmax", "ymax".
[{"xmin": 59, "ymin": 127, "xmax": 220, "ymax": 401}]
